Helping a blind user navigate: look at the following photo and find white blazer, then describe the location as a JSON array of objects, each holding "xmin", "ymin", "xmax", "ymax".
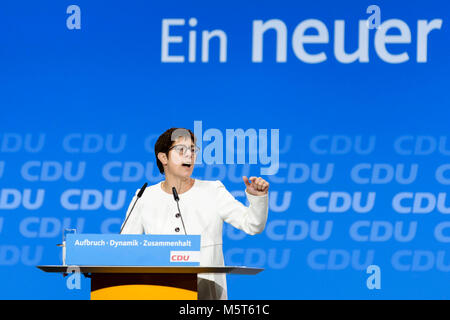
[{"xmin": 120, "ymin": 179, "xmax": 269, "ymax": 300}]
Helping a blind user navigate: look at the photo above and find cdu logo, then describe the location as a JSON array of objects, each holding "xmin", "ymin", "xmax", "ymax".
[{"xmin": 170, "ymin": 251, "xmax": 200, "ymax": 263}]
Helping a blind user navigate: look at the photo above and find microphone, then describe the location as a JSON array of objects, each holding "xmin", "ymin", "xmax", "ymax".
[
  {"xmin": 172, "ymin": 186, "xmax": 179, "ymax": 201},
  {"xmin": 172, "ymin": 187, "xmax": 187, "ymax": 235},
  {"xmin": 119, "ymin": 182, "xmax": 148, "ymax": 234}
]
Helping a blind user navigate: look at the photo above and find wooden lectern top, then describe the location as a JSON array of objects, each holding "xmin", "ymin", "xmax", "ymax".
[{"xmin": 37, "ymin": 265, "xmax": 263, "ymax": 275}]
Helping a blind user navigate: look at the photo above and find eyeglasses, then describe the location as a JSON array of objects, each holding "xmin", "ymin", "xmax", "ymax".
[{"xmin": 168, "ymin": 144, "xmax": 200, "ymax": 156}]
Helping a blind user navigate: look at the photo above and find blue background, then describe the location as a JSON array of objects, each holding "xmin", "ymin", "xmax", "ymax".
[{"xmin": 0, "ymin": 0, "xmax": 449, "ymax": 299}]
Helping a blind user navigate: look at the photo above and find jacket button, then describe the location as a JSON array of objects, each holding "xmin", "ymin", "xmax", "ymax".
[
  {"xmin": 175, "ymin": 213, "xmax": 181, "ymax": 218},
  {"xmin": 175, "ymin": 227, "xmax": 180, "ymax": 232}
]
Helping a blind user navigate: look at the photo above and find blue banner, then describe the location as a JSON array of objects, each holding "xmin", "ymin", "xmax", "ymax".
[
  {"xmin": 0, "ymin": 0, "xmax": 449, "ymax": 299},
  {"xmin": 64, "ymin": 234, "xmax": 201, "ymax": 266}
]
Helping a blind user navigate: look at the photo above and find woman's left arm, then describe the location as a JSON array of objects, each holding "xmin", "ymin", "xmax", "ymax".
[{"xmin": 215, "ymin": 177, "xmax": 269, "ymax": 235}]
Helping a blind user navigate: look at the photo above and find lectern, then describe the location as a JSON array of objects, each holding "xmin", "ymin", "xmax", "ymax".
[
  {"xmin": 37, "ymin": 234, "xmax": 263, "ymax": 300},
  {"xmin": 37, "ymin": 265, "xmax": 263, "ymax": 300}
]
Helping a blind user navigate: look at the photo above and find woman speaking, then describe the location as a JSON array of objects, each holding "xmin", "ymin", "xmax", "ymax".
[{"xmin": 120, "ymin": 127, "xmax": 269, "ymax": 300}]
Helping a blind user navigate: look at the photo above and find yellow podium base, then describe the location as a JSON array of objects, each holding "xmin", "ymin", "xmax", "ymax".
[
  {"xmin": 91, "ymin": 284, "xmax": 197, "ymax": 300},
  {"xmin": 90, "ymin": 273, "xmax": 198, "ymax": 300}
]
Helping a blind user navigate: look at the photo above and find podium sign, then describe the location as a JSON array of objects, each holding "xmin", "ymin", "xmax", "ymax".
[{"xmin": 65, "ymin": 234, "xmax": 201, "ymax": 266}]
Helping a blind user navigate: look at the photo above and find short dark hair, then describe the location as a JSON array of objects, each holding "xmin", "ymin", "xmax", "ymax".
[{"xmin": 154, "ymin": 128, "xmax": 197, "ymax": 174}]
